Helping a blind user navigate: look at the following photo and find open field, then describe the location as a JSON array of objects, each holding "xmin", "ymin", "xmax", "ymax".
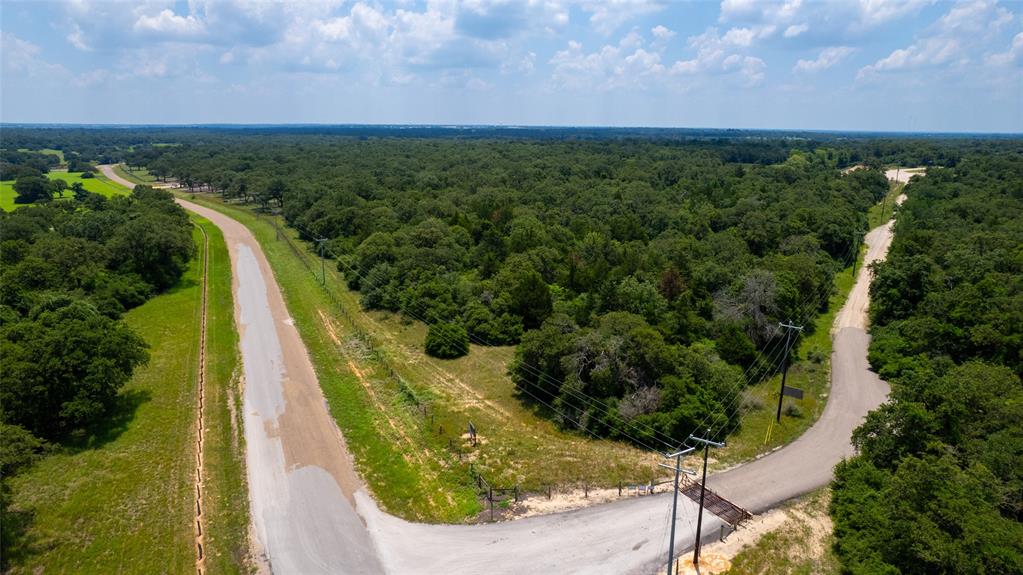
[
  {"xmin": 113, "ymin": 164, "xmax": 160, "ymax": 186},
  {"xmin": 178, "ymin": 194, "xmax": 663, "ymax": 522},
  {"xmin": 16, "ymin": 148, "xmax": 65, "ymax": 164},
  {"xmin": 0, "ymin": 171, "xmax": 129, "ymax": 211},
  {"xmin": 2, "ymin": 219, "xmax": 249, "ymax": 574}
]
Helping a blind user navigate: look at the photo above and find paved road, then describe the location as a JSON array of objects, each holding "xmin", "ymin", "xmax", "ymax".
[{"xmin": 100, "ymin": 164, "xmax": 902, "ymax": 574}]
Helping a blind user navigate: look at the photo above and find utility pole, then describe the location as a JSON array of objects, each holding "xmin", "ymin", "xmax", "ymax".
[
  {"xmin": 851, "ymin": 231, "xmax": 861, "ymax": 279},
  {"xmin": 658, "ymin": 447, "xmax": 695, "ymax": 575},
  {"xmin": 689, "ymin": 432, "xmax": 725, "ymax": 569},
  {"xmin": 316, "ymin": 238, "xmax": 328, "ymax": 285},
  {"xmin": 776, "ymin": 322, "xmax": 804, "ymax": 423}
]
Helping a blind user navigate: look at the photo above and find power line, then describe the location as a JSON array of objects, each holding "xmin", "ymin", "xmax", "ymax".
[{"xmin": 281, "ymin": 216, "xmax": 678, "ymax": 453}]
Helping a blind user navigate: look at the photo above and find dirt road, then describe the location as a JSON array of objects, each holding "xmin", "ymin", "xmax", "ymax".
[{"xmin": 105, "ymin": 163, "xmax": 906, "ymax": 573}]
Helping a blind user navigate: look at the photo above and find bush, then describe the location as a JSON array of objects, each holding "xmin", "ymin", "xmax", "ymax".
[{"xmin": 425, "ymin": 322, "xmax": 469, "ymax": 359}]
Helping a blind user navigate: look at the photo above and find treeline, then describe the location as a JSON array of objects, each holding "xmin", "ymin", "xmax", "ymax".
[
  {"xmin": 0, "ymin": 188, "xmax": 194, "ymax": 469},
  {"xmin": 831, "ymin": 154, "xmax": 1023, "ymax": 573},
  {"xmin": 140, "ymin": 137, "xmax": 891, "ymax": 443}
]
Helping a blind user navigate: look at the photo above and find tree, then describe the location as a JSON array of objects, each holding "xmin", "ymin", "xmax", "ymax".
[
  {"xmin": 0, "ymin": 300, "xmax": 149, "ymax": 440},
  {"xmin": 13, "ymin": 175, "xmax": 51, "ymax": 204},
  {"xmin": 51, "ymin": 178, "xmax": 68, "ymax": 198},
  {"xmin": 424, "ymin": 322, "xmax": 469, "ymax": 359},
  {"xmin": 108, "ymin": 200, "xmax": 194, "ymax": 290},
  {"xmin": 71, "ymin": 181, "xmax": 87, "ymax": 201}
]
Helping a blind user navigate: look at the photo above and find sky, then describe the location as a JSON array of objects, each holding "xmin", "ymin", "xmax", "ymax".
[{"xmin": 1, "ymin": 0, "xmax": 1020, "ymax": 132}]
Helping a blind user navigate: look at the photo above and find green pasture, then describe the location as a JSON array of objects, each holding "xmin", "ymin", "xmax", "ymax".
[{"xmin": 0, "ymin": 171, "xmax": 129, "ymax": 211}]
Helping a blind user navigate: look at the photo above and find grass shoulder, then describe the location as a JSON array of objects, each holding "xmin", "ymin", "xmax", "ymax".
[{"xmin": 113, "ymin": 165, "xmax": 160, "ymax": 186}]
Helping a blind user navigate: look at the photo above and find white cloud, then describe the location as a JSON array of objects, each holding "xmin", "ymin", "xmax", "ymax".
[
  {"xmin": 986, "ymin": 32, "xmax": 1023, "ymax": 66},
  {"xmin": 794, "ymin": 46, "xmax": 855, "ymax": 73},
  {"xmin": 855, "ymin": 0, "xmax": 932, "ymax": 29},
  {"xmin": 669, "ymin": 27, "xmax": 766, "ymax": 86},
  {"xmin": 651, "ymin": 25, "xmax": 675, "ymax": 41},
  {"xmin": 783, "ymin": 24, "xmax": 808, "ymax": 38},
  {"xmin": 584, "ymin": 0, "xmax": 664, "ymax": 36},
  {"xmin": 857, "ymin": 0, "xmax": 1014, "ymax": 80},
  {"xmin": 721, "ymin": 0, "xmax": 933, "ymax": 39},
  {"xmin": 549, "ymin": 33, "xmax": 667, "ymax": 90},
  {"xmin": 722, "ymin": 25, "xmax": 775, "ymax": 47},
  {"xmin": 67, "ymin": 23, "xmax": 91, "ymax": 51},
  {"xmin": 2, "ymin": 33, "xmax": 69, "ymax": 77},
  {"xmin": 134, "ymin": 9, "xmax": 206, "ymax": 37}
]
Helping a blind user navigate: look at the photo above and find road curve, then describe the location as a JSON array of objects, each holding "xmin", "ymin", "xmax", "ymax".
[{"xmin": 99, "ymin": 164, "xmax": 902, "ymax": 574}]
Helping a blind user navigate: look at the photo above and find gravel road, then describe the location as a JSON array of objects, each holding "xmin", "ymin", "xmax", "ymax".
[{"xmin": 100, "ymin": 164, "xmax": 905, "ymax": 574}]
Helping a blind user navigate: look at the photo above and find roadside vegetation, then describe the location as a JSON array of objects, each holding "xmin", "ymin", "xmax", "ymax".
[
  {"xmin": 0, "ymin": 188, "xmax": 249, "ymax": 573},
  {"xmin": 831, "ymin": 153, "xmax": 1023, "ymax": 573},
  {"xmin": 113, "ymin": 164, "xmax": 160, "ymax": 186},
  {"xmin": 1, "ymin": 189, "xmax": 193, "ymax": 571},
  {"xmin": 193, "ymin": 218, "xmax": 251, "ymax": 574},
  {"xmin": 180, "ymin": 193, "xmax": 662, "ymax": 522},
  {"xmin": 726, "ymin": 489, "xmax": 840, "ymax": 575}
]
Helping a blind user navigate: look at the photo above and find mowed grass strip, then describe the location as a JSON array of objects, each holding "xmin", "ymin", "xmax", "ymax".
[
  {"xmin": 113, "ymin": 165, "xmax": 160, "ymax": 186},
  {"xmin": 194, "ymin": 217, "xmax": 252, "ymax": 574},
  {"xmin": 4, "ymin": 220, "xmax": 250, "ymax": 574},
  {"xmin": 0, "ymin": 171, "xmax": 129, "ymax": 211},
  {"xmin": 179, "ymin": 195, "xmax": 664, "ymax": 522}
]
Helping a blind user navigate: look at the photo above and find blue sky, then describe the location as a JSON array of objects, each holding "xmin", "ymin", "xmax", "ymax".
[{"xmin": 2, "ymin": 0, "xmax": 1020, "ymax": 132}]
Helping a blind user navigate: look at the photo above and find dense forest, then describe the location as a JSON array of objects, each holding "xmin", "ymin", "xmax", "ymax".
[
  {"xmin": 130, "ymin": 137, "xmax": 899, "ymax": 444},
  {"xmin": 0, "ymin": 188, "xmax": 193, "ymax": 471},
  {"xmin": 3, "ymin": 128, "xmax": 1022, "ymax": 570},
  {"xmin": 831, "ymin": 153, "xmax": 1023, "ymax": 573}
]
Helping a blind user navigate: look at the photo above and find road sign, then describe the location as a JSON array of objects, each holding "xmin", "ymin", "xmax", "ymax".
[{"xmin": 782, "ymin": 386, "xmax": 804, "ymax": 400}]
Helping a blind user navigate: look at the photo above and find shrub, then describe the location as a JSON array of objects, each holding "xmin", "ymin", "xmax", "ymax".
[{"xmin": 425, "ymin": 322, "xmax": 469, "ymax": 359}]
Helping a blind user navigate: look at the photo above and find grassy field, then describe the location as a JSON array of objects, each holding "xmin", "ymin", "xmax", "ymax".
[
  {"xmin": 16, "ymin": 148, "xmax": 65, "ymax": 164},
  {"xmin": 113, "ymin": 164, "xmax": 160, "ymax": 186},
  {"xmin": 725, "ymin": 489, "xmax": 840, "ymax": 575},
  {"xmin": 0, "ymin": 171, "xmax": 129, "ymax": 211},
  {"xmin": 179, "ymin": 194, "xmax": 663, "ymax": 523},
  {"xmin": 3, "ymin": 219, "xmax": 249, "ymax": 574}
]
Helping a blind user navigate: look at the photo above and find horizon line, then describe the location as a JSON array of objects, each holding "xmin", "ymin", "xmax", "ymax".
[{"xmin": 2, "ymin": 122, "xmax": 1021, "ymax": 137}]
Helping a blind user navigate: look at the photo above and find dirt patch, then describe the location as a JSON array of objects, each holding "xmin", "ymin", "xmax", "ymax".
[{"xmin": 516, "ymin": 483, "xmax": 668, "ymax": 518}]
